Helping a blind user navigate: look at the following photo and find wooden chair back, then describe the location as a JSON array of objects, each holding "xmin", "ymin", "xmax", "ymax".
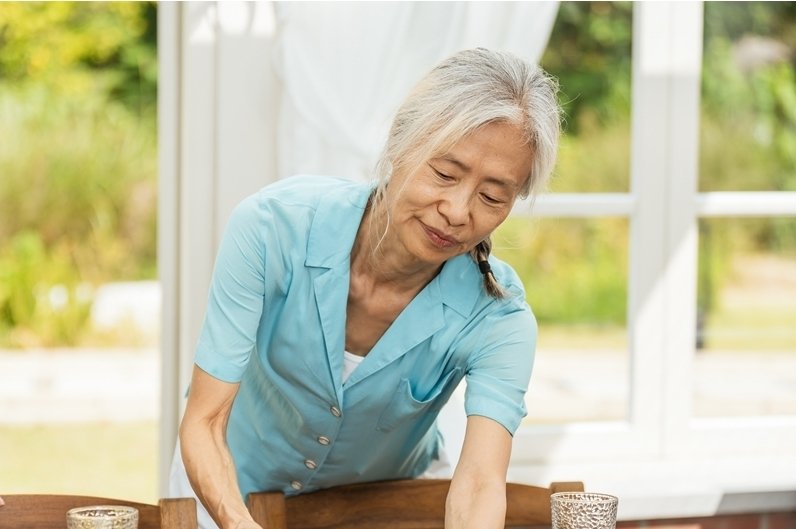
[
  {"xmin": 247, "ymin": 479, "xmax": 584, "ymax": 529},
  {"xmin": 0, "ymin": 494, "xmax": 197, "ymax": 529}
]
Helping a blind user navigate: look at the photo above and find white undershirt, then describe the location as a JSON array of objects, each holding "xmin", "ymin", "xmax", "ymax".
[{"xmin": 342, "ymin": 350, "xmax": 364, "ymax": 383}]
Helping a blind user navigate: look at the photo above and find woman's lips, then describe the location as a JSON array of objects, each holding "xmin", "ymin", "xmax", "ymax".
[{"xmin": 422, "ymin": 224, "xmax": 458, "ymax": 249}]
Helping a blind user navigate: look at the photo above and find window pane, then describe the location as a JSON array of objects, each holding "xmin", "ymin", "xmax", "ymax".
[
  {"xmin": 699, "ymin": 2, "xmax": 796, "ymax": 192},
  {"xmin": 695, "ymin": 217, "xmax": 796, "ymax": 417},
  {"xmin": 540, "ymin": 1, "xmax": 632, "ymax": 193},
  {"xmin": 494, "ymin": 217, "xmax": 629, "ymax": 423}
]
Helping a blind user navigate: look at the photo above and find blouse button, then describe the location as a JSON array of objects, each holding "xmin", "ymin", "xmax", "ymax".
[
  {"xmin": 304, "ymin": 459, "xmax": 317, "ymax": 470},
  {"xmin": 290, "ymin": 480, "xmax": 303, "ymax": 491},
  {"xmin": 330, "ymin": 406, "xmax": 342, "ymax": 417},
  {"xmin": 317, "ymin": 436, "xmax": 331, "ymax": 445}
]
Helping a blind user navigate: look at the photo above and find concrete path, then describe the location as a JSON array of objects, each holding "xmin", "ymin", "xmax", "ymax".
[{"xmin": 0, "ymin": 348, "xmax": 159, "ymax": 423}]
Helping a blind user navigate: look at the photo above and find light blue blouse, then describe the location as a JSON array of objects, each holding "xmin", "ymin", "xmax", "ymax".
[{"xmin": 194, "ymin": 175, "xmax": 537, "ymax": 500}]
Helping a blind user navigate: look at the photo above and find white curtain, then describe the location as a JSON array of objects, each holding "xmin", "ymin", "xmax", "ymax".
[{"xmin": 271, "ymin": 1, "xmax": 560, "ymax": 182}]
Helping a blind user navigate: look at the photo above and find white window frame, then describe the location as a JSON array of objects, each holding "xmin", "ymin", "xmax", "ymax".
[
  {"xmin": 158, "ymin": 1, "xmax": 796, "ymax": 519},
  {"xmin": 509, "ymin": 2, "xmax": 796, "ymax": 519}
]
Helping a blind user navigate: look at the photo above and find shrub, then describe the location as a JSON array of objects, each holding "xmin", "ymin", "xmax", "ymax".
[{"xmin": 0, "ymin": 85, "xmax": 156, "ymax": 347}]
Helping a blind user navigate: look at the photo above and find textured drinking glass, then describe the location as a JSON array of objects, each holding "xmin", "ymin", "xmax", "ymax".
[
  {"xmin": 551, "ymin": 492, "xmax": 618, "ymax": 529},
  {"xmin": 66, "ymin": 505, "xmax": 139, "ymax": 529}
]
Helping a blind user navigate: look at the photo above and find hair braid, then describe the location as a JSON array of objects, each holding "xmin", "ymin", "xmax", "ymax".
[{"xmin": 470, "ymin": 237, "xmax": 505, "ymax": 299}]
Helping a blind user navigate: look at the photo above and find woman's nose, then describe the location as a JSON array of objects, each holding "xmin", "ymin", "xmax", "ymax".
[{"xmin": 438, "ymin": 192, "xmax": 470, "ymax": 226}]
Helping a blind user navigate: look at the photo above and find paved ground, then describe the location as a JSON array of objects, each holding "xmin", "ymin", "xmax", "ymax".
[
  {"xmin": 2, "ymin": 347, "xmax": 795, "ymax": 424},
  {"xmin": 528, "ymin": 348, "xmax": 796, "ymax": 421},
  {"xmin": 0, "ymin": 348, "xmax": 159, "ymax": 423}
]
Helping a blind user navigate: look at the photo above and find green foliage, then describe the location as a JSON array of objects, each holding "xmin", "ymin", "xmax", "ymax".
[
  {"xmin": 0, "ymin": 84, "xmax": 156, "ymax": 346},
  {"xmin": 0, "ymin": 231, "xmax": 92, "ymax": 346},
  {"xmin": 703, "ymin": 2, "xmax": 796, "ymax": 45},
  {"xmin": 0, "ymin": 85, "xmax": 158, "ymax": 280},
  {"xmin": 548, "ymin": 119, "xmax": 630, "ymax": 193},
  {"xmin": 700, "ymin": 2, "xmax": 796, "ymax": 192},
  {"xmin": 696, "ymin": 2, "xmax": 796, "ymax": 316},
  {"xmin": 0, "ymin": 3, "xmax": 157, "ymax": 347},
  {"xmin": 1, "ymin": 1, "xmax": 794, "ymax": 347},
  {"xmin": 494, "ymin": 217, "xmax": 628, "ymax": 326},
  {"xmin": 541, "ymin": 2, "xmax": 633, "ymax": 134},
  {"xmin": 0, "ymin": 2, "xmax": 157, "ymax": 111}
]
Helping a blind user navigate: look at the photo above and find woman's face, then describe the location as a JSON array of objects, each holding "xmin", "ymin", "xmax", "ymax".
[{"xmin": 386, "ymin": 121, "xmax": 533, "ymax": 267}]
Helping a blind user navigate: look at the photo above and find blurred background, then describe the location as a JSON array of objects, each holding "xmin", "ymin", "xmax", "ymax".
[
  {"xmin": 1, "ymin": 0, "xmax": 795, "ymax": 518},
  {"xmin": 0, "ymin": 2, "xmax": 159, "ymax": 501}
]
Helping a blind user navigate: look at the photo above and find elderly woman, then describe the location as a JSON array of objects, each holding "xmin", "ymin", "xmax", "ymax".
[{"xmin": 171, "ymin": 48, "xmax": 561, "ymax": 529}]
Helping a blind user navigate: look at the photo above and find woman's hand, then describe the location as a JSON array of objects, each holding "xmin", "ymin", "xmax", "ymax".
[
  {"xmin": 445, "ymin": 415, "xmax": 512, "ymax": 529},
  {"xmin": 180, "ymin": 365, "xmax": 258, "ymax": 529}
]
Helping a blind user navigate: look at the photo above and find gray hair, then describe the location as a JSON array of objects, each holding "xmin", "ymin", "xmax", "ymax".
[{"xmin": 371, "ymin": 48, "xmax": 562, "ymax": 297}]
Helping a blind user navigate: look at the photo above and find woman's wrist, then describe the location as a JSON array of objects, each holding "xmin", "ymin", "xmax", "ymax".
[{"xmin": 214, "ymin": 496, "xmax": 258, "ymax": 529}]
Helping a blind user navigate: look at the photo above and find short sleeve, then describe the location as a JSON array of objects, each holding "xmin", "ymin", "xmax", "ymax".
[
  {"xmin": 463, "ymin": 301, "xmax": 537, "ymax": 435},
  {"xmin": 194, "ymin": 194, "xmax": 266, "ymax": 383}
]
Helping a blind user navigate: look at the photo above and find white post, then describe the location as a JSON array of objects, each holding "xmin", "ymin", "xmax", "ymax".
[
  {"xmin": 158, "ymin": 0, "xmax": 279, "ymax": 494},
  {"xmin": 157, "ymin": 0, "xmax": 182, "ymax": 496}
]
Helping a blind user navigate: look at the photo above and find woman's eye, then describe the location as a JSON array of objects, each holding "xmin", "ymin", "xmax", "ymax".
[
  {"xmin": 432, "ymin": 168, "xmax": 454, "ymax": 181},
  {"xmin": 481, "ymin": 193, "xmax": 502, "ymax": 205}
]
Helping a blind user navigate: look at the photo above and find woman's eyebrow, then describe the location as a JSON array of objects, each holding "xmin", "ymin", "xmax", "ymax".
[
  {"xmin": 434, "ymin": 155, "xmax": 470, "ymax": 172},
  {"xmin": 434, "ymin": 156, "xmax": 518, "ymax": 191}
]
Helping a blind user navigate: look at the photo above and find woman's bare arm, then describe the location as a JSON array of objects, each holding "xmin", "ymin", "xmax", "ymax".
[
  {"xmin": 179, "ymin": 365, "xmax": 261, "ymax": 529},
  {"xmin": 445, "ymin": 415, "xmax": 512, "ymax": 529}
]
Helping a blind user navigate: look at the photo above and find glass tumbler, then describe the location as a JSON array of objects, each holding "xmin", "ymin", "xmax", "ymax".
[
  {"xmin": 66, "ymin": 505, "xmax": 139, "ymax": 529},
  {"xmin": 551, "ymin": 492, "xmax": 618, "ymax": 529}
]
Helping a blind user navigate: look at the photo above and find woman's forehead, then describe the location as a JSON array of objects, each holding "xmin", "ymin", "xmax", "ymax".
[{"xmin": 431, "ymin": 122, "xmax": 532, "ymax": 183}]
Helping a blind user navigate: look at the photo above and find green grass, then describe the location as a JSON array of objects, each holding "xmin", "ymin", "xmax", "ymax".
[
  {"xmin": 0, "ymin": 421, "xmax": 158, "ymax": 503},
  {"xmin": 538, "ymin": 323, "xmax": 627, "ymax": 350},
  {"xmin": 701, "ymin": 253, "xmax": 796, "ymax": 352},
  {"xmin": 703, "ymin": 309, "xmax": 796, "ymax": 351}
]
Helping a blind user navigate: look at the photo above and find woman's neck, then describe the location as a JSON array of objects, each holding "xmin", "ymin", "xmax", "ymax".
[{"xmin": 350, "ymin": 203, "xmax": 441, "ymax": 295}]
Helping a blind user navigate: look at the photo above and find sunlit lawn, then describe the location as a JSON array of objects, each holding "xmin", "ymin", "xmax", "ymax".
[
  {"xmin": 0, "ymin": 421, "xmax": 158, "ymax": 503},
  {"xmin": 704, "ymin": 309, "xmax": 796, "ymax": 351},
  {"xmin": 703, "ymin": 254, "xmax": 796, "ymax": 352},
  {"xmin": 538, "ymin": 323, "xmax": 626, "ymax": 351},
  {"xmin": 538, "ymin": 309, "xmax": 796, "ymax": 353}
]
